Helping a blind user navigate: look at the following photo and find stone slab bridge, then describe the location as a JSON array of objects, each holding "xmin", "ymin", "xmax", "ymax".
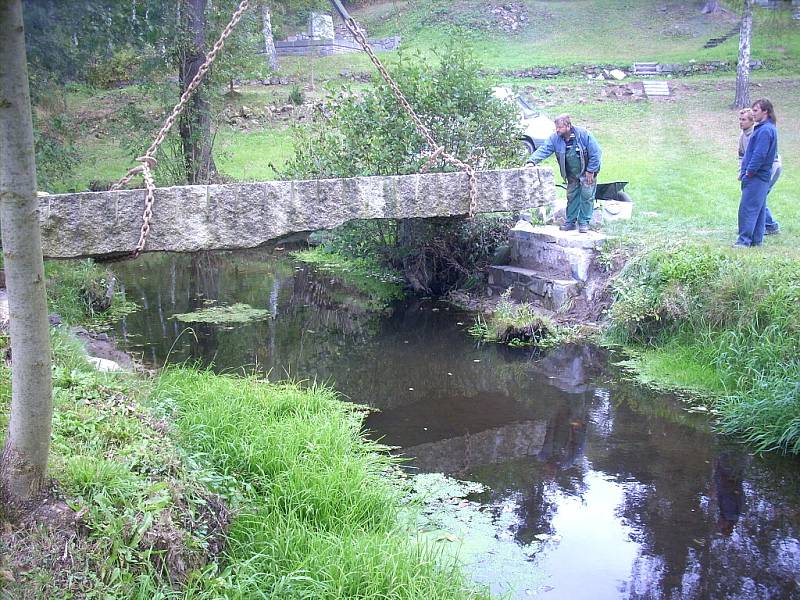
[{"xmin": 39, "ymin": 167, "xmax": 554, "ymax": 259}]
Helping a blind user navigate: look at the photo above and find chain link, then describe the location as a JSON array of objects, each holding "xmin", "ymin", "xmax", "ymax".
[
  {"xmin": 343, "ymin": 18, "xmax": 480, "ymax": 218},
  {"xmin": 112, "ymin": 0, "xmax": 251, "ymax": 257},
  {"xmin": 113, "ymin": 1, "xmax": 481, "ymax": 261}
]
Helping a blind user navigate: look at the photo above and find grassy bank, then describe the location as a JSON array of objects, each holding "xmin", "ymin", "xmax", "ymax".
[
  {"xmin": 156, "ymin": 369, "xmax": 485, "ymax": 599},
  {"xmin": 0, "ymin": 268, "xmax": 485, "ymax": 598},
  {"xmin": 605, "ymin": 243, "xmax": 800, "ymax": 454}
]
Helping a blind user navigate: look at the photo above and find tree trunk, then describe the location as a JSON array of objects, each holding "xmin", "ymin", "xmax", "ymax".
[
  {"xmin": 260, "ymin": 2, "xmax": 278, "ymax": 71},
  {"xmin": 701, "ymin": 1, "xmax": 721, "ymax": 14},
  {"xmin": 0, "ymin": 0, "xmax": 54, "ymax": 509},
  {"xmin": 179, "ymin": 0, "xmax": 217, "ymax": 185},
  {"xmin": 734, "ymin": 0, "xmax": 753, "ymax": 109}
]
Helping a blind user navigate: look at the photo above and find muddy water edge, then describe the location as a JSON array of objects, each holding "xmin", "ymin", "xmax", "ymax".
[{"xmin": 109, "ymin": 248, "xmax": 800, "ymax": 600}]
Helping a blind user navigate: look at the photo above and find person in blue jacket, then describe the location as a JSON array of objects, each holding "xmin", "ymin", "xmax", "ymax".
[
  {"xmin": 526, "ymin": 114, "xmax": 602, "ymax": 233},
  {"xmin": 734, "ymin": 98, "xmax": 779, "ymax": 248}
]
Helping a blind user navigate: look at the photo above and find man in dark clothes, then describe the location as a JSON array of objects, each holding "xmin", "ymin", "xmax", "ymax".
[
  {"xmin": 734, "ymin": 98, "xmax": 779, "ymax": 248},
  {"xmin": 526, "ymin": 114, "xmax": 602, "ymax": 234}
]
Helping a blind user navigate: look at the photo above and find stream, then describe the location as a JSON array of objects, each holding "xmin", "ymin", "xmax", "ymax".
[{"xmin": 109, "ymin": 248, "xmax": 800, "ymax": 600}]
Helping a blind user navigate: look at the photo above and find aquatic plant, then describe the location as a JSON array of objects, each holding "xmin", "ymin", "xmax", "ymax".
[{"xmin": 171, "ymin": 302, "xmax": 270, "ymax": 324}]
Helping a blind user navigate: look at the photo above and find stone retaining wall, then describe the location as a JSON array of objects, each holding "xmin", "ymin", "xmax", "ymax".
[{"xmin": 275, "ymin": 36, "xmax": 400, "ymax": 57}]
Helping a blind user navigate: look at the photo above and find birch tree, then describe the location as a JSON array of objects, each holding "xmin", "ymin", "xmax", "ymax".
[
  {"xmin": 260, "ymin": 2, "xmax": 278, "ymax": 71},
  {"xmin": 0, "ymin": 0, "xmax": 54, "ymax": 508},
  {"xmin": 734, "ymin": 0, "xmax": 753, "ymax": 108}
]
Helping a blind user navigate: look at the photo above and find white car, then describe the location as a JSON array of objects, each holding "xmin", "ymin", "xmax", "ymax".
[{"xmin": 492, "ymin": 87, "xmax": 555, "ymax": 155}]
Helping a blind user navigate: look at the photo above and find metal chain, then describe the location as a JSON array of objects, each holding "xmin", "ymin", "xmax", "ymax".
[
  {"xmin": 112, "ymin": 0, "xmax": 251, "ymax": 257},
  {"xmin": 342, "ymin": 18, "xmax": 479, "ymax": 218}
]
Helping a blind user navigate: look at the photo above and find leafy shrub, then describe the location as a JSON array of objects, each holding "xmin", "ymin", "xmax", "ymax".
[
  {"xmin": 288, "ymin": 84, "xmax": 305, "ymax": 106},
  {"xmin": 87, "ymin": 47, "xmax": 142, "ymax": 89},
  {"xmin": 283, "ymin": 42, "xmax": 521, "ymax": 179}
]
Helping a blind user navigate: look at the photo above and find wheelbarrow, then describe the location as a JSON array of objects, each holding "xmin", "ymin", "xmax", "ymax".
[
  {"xmin": 595, "ymin": 181, "xmax": 631, "ymax": 203},
  {"xmin": 551, "ymin": 180, "xmax": 633, "ymax": 222},
  {"xmin": 555, "ymin": 180, "xmax": 631, "ymax": 202}
]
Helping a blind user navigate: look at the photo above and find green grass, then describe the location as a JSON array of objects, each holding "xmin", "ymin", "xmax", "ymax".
[
  {"xmin": 614, "ymin": 341, "xmax": 730, "ymax": 397},
  {"xmin": 469, "ymin": 291, "xmax": 563, "ymax": 348},
  {"xmin": 154, "ymin": 369, "xmax": 487, "ymax": 599},
  {"xmin": 359, "ymin": 0, "xmax": 800, "ymax": 69},
  {"xmin": 215, "ymin": 126, "xmax": 294, "ymax": 181},
  {"xmin": 605, "ymin": 244, "xmax": 800, "ymax": 453},
  {"xmin": 44, "ymin": 259, "xmax": 137, "ymax": 326},
  {"xmin": 0, "ymin": 329, "xmax": 222, "ymax": 598}
]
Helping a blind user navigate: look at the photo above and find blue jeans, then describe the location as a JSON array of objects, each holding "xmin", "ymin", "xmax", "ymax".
[
  {"xmin": 737, "ymin": 177, "xmax": 769, "ymax": 246},
  {"xmin": 765, "ymin": 164, "xmax": 782, "ymax": 231}
]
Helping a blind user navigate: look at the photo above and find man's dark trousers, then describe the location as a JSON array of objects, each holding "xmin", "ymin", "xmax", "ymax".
[{"xmin": 737, "ymin": 177, "xmax": 769, "ymax": 246}]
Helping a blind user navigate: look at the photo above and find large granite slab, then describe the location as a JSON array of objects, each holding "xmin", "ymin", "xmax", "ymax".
[{"xmin": 39, "ymin": 167, "xmax": 554, "ymax": 258}]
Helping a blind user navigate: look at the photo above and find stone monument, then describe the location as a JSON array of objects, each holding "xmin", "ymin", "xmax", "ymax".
[{"xmin": 308, "ymin": 13, "xmax": 334, "ymax": 40}]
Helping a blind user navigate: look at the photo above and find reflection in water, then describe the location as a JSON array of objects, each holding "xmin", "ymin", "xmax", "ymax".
[{"xmin": 110, "ymin": 250, "xmax": 800, "ymax": 600}]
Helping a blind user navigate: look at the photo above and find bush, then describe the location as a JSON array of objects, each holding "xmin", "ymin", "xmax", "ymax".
[
  {"xmin": 283, "ymin": 42, "xmax": 522, "ymax": 292},
  {"xmin": 87, "ymin": 47, "xmax": 142, "ymax": 89},
  {"xmin": 283, "ymin": 42, "xmax": 522, "ymax": 179}
]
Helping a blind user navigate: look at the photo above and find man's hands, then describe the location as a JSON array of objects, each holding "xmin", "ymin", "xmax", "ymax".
[
  {"xmin": 585, "ymin": 172, "xmax": 595, "ymax": 185},
  {"xmin": 524, "ymin": 161, "xmax": 538, "ymax": 168}
]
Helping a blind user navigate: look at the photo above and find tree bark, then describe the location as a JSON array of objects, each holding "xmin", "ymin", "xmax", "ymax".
[
  {"xmin": 0, "ymin": 0, "xmax": 54, "ymax": 508},
  {"xmin": 179, "ymin": 0, "xmax": 217, "ymax": 185},
  {"xmin": 734, "ymin": 0, "xmax": 753, "ymax": 109},
  {"xmin": 260, "ymin": 2, "xmax": 278, "ymax": 71},
  {"xmin": 701, "ymin": 0, "xmax": 721, "ymax": 14}
]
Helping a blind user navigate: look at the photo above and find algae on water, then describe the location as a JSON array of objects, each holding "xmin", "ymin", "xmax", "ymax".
[
  {"xmin": 408, "ymin": 473, "xmax": 548, "ymax": 599},
  {"xmin": 172, "ymin": 303, "xmax": 270, "ymax": 324}
]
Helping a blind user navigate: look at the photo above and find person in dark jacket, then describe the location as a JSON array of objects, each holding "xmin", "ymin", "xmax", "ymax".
[
  {"xmin": 526, "ymin": 114, "xmax": 602, "ymax": 234},
  {"xmin": 738, "ymin": 107, "xmax": 781, "ymax": 235},
  {"xmin": 734, "ymin": 98, "xmax": 779, "ymax": 248}
]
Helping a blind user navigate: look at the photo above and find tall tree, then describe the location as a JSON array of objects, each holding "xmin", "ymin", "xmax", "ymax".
[
  {"xmin": 179, "ymin": 0, "xmax": 217, "ymax": 184},
  {"xmin": 260, "ymin": 2, "xmax": 278, "ymax": 71},
  {"xmin": 0, "ymin": 0, "xmax": 54, "ymax": 509},
  {"xmin": 734, "ymin": 0, "xmax": 753, "ymax": 108}
]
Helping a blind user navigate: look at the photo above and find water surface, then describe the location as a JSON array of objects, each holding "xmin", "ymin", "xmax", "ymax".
[{"xmin": 111, "ymin": 249, "xmax": 800, "ymax": 600}]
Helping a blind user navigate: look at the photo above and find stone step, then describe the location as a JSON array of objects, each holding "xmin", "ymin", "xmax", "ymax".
[
  {"xmin": 509, "ymin": 225, "xmax": 607, "ymax": 282},
  {"xmin": 633, "ymin": 62, "xmax": 659, "ymax": 75},
  {"xmin": 488, "ymin": 265, "xmax": 581, "ymax": 312},
  {"xmin": 643, "ymin": 81, "xmax": 670, "ymax": 96}
]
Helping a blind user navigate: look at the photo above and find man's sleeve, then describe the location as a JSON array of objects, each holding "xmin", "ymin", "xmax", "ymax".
[
  {"xmin": 744, "ymin": 130, "xmax": 771, "ymax": 177},
  {"xmin": 586, "ymin": 133, "xmax": 602, "ymax": 173},
  {"xmin": 528, "ymin": 134, "xmax": 556, "ymax": 164}
]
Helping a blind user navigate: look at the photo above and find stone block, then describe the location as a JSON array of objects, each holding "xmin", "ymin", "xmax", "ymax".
[
  {"xmin": 308, "ymin": 12, "xmax": 334, "ymax": 40},
  {"xmin": 39, "ymin": 167, "xmax": 556, "ymax": 259},
  {"xmin": 509, "ymin": 225, "xmax": 606, "ymax": 282},
  {"xmin": 488, "ymin": 265, "xmax": 580, "ymax": 312}
]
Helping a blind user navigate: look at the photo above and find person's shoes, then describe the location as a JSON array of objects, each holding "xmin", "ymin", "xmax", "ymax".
[
  {"xmin": 578, "ymin": 223, "xmax": 589, "ymax": 233},
  {"xmin": 559, "ymin": 222, "xmax": 577, "ymax": 231},
  {"xmin": 731, "ymin": 242, "xmax": 749, "ymax": 249},
  {"xmin": 765, "ymin": 227, "xmax": 780, "ymax": 236}
]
